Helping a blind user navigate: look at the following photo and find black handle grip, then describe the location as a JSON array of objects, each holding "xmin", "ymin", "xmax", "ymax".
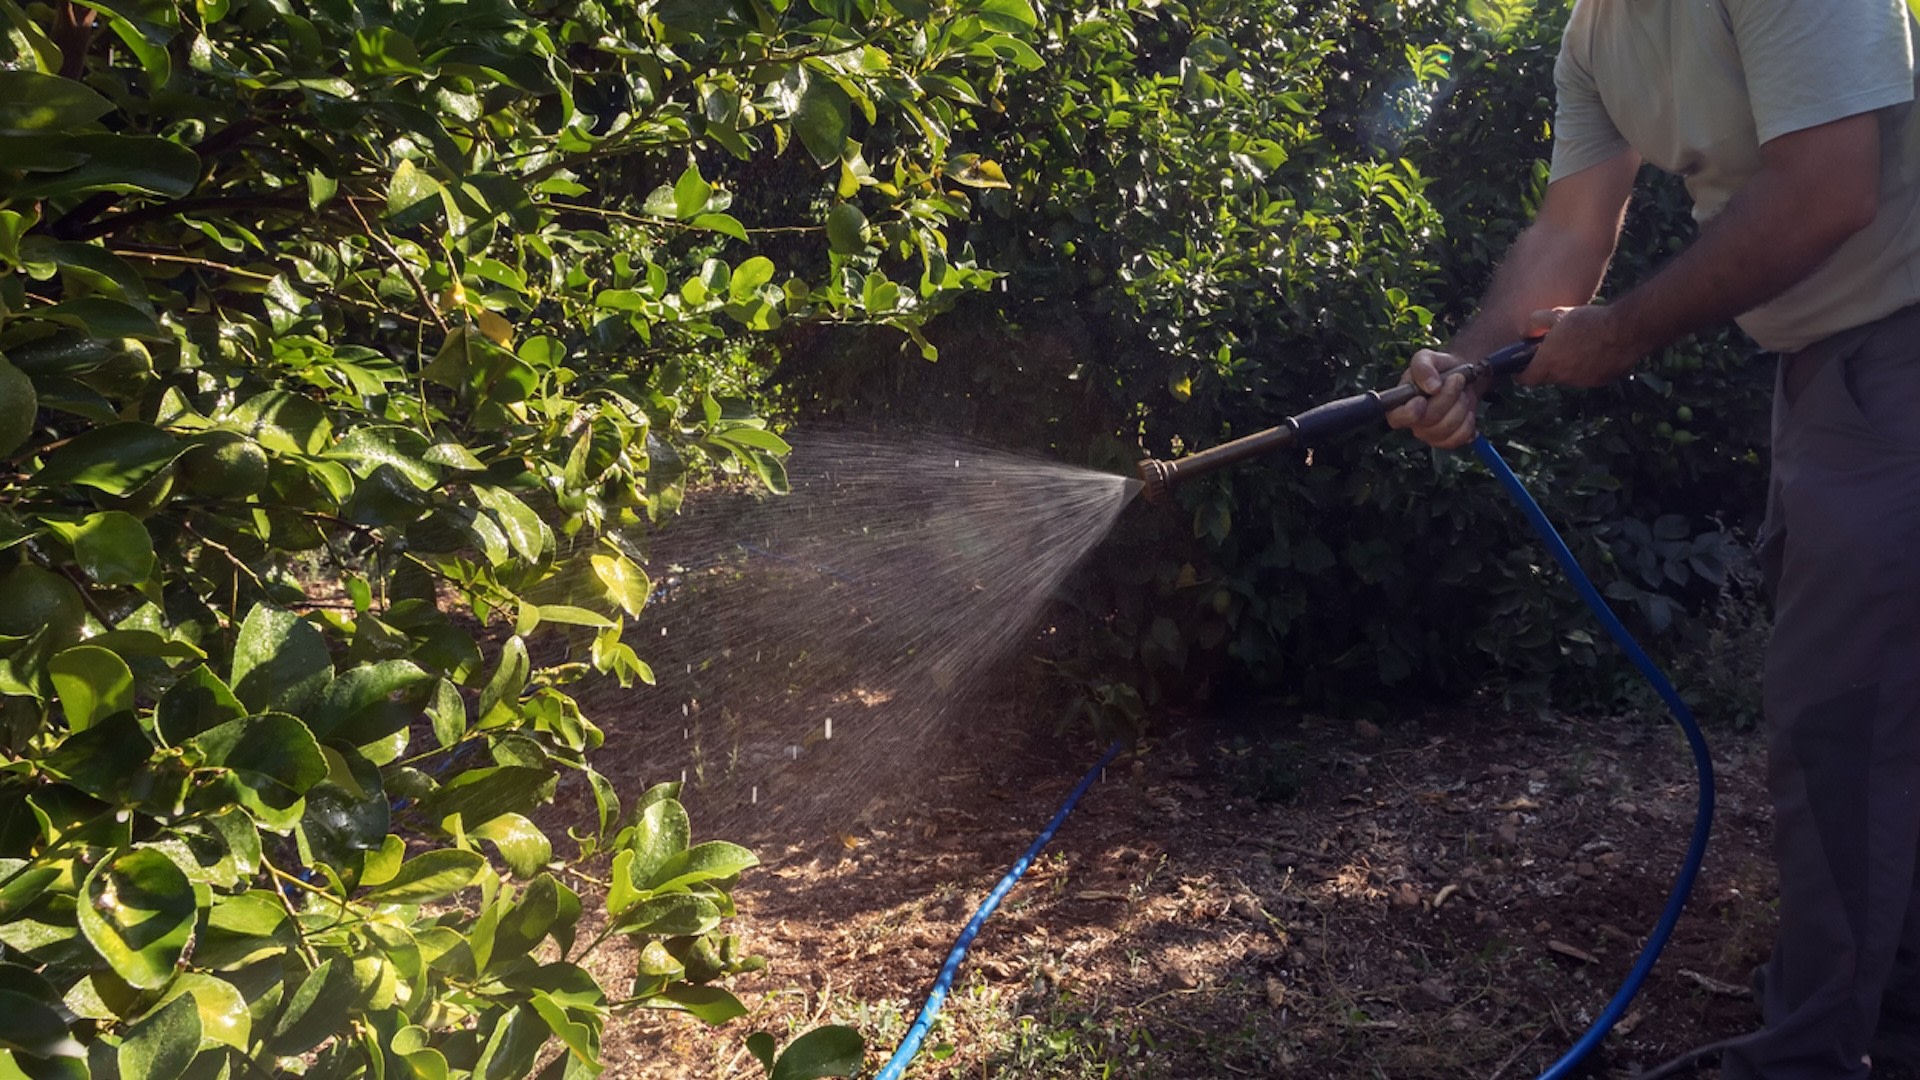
[
  {"xmin": 1286, "ymin": 390, "xmax": 1391, "ymax": 446},
  {"xmin": 1469, "ymin": 338, "xmax": 1540, "ymax": 381}
]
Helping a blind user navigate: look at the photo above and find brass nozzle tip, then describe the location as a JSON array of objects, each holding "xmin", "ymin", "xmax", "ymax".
[{"xmin": 1137, "ymin": 458, "xmax": 1173, "ymax": 503}]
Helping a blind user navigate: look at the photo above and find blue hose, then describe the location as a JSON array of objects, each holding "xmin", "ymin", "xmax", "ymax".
[
  {"xmin": 873, "ymin": 437, "xmax": 1716, "ymax": 1080},
  {"xmin": 1472, "ymin": 436, "xmax": 1716, "ymax": 1080},
  {"xmin": 872, "ymin": 740, "xmax": 1127, "ymax": 1080}
]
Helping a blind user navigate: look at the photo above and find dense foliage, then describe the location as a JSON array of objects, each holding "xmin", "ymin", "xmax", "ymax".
[
  {"xmin": 0, "ymin": 0, "xmax": 1044, "ymax": 1075},
  {"xmin": 767, "ymin": 0, "xmax": 1773, "ymax": 723},
  {"xmin": 0, "ymin": 0, "xmax": 1780, "ymax": 1075}
]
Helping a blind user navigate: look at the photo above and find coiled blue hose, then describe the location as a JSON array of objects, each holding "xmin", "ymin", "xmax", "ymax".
[{"xmin": 873, "ymin": 436, "xmax": 1716, "ymax": 1079}]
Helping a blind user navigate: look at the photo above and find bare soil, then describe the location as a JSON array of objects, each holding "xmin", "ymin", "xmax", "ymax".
[{"xmin": 580, "ymin": 670, "xmax": 1775, "ymax": 1080}]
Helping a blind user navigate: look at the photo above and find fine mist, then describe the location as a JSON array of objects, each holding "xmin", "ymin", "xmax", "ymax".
[{"xmin": 581, "ymin": 430, "xmax": 1136, "ymax": 851}]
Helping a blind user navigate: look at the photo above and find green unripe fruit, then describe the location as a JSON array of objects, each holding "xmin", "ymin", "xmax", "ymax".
[
  {"xmin": 1675, "ymin": 406, "xmax": 1694, "ymax": 423},
  {"xmin": 82, "ymin": 338, "xmax": 154, "ymax": 400},
  {"xmin": 1672, "ymin": 430, "xmax": 1696, "ymax": 445},
  {"xmin": 177, "ymin": 431, "xmax": 269, "ymax": 498},
  {"xmin": 0, "ymin": 564, "xmax": 86, "ymax": 645},
  {"xmin": 1655, "ymin": 421, "xmax": 1674, "ymax": 437},
  {"xmin": 0, "ymin": 358, "xmax": 35, "ymax": 457},
  {"xmin": 1211, "ymin": 588, "xmax": 1233, "ymax": 615}
]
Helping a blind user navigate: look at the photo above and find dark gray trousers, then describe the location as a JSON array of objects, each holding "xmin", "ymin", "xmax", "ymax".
[{"xmin": 1723, "ymin": 303, "xmax": 1920, "ymax": 1080}]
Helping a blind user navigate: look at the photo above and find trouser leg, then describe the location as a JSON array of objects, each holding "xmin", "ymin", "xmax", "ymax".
[{"xmin": 1723, "ymin": 309, "xmax": 1920, "ymax": 1079}]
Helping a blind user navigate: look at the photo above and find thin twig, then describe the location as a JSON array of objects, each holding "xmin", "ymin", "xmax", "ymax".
[
  {"xmin": 1486, "ymin": 1024, "xmax": 1548, "ymax": 1080},
  {"xmin": 346, "ymin": 199, "xmax": 449, "ymax": 333},
  {"xmin": 545, "ymin": 200, "xmax": 821, "ymax": 234}
]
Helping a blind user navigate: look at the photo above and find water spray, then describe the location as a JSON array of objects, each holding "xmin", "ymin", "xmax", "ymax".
[
  {"xmin": 1135, "ymin": 339, "xmax": 1539, "ymax": 502},
  {"xmin": 879, "ymin": 337, "xmax": 1717, "ymax": 1080}
]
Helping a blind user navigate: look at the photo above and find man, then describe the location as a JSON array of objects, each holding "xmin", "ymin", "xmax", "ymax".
[{"xmin": 1383, "ymin": 2, "xmax": 1920, "ymax": 1077}]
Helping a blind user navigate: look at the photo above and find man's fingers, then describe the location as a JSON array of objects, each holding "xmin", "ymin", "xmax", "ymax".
[
  {"xmin": 1385, "ymin": 395, "xmax": 1427, "ymax": 430},
  {"xmin": 1429, "ymin": 403, "xmax": 1478, "ymax": 448}
]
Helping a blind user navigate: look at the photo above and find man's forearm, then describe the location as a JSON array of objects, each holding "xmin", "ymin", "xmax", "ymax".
[
  {"xmin": 1603, "ymin": 115, "xmax": 1882, "ymax": 357},
  {"xmin": 1451, "ymin": 216, "xmax": 1617, "ymax": 360},
  {"xmin": 1606, "ymin": 170, "xmax": 1875, "ymax": 356}
]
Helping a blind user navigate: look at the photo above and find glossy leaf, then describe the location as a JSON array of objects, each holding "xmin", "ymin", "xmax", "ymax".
[
  {"xmin": 48, "ymin": 645, "xmax": 135, "ymax": 731},
  {"xmin": 76, "ymin": 849, "xmax": 197, "ymax": 990},
  {"xmin": 363, "ymin": 849, "xmax": 485, "ymax": 904},
  {"xmin": 119, "ymin": 992, "xmax": 200, "ymax": 1080}
]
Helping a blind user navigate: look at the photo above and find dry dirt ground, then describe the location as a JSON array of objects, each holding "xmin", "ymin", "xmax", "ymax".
[{"xmin": 576, "ymin": 671, "xmax": 1776, "ymax": 1080}]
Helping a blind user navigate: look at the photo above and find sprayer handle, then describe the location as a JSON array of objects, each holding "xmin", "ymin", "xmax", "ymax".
[{"xmin": 1461, "ymin": 338, "xmax": 1541, "ymax": 382}]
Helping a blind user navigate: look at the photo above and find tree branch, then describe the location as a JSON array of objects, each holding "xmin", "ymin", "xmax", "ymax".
[
  {"xmin": 64, "ymin": 192, "xmax": 307, "ymax": 242},
  {"xmin": 52, "ymin": 0, "xmax": 95, "ymax": 80}
]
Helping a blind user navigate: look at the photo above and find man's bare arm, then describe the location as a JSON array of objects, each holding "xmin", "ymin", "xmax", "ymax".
[
  {"xmin": 1521, "ymin": 113, "xmax": 1883, "ymax": 387},
  {"xmin": 1387, "ymin": 148, "xmax": 1639, "ymax": 446}
]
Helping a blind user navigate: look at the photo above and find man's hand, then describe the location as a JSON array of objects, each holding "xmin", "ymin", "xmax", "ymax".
[
  {"xmin": 1517, "ymin": 304, "xmax": 1646, "ymax": 387},
  {"xmin": 1384, "ymin": 350, "xmax": 1482, "ymax": 449}
]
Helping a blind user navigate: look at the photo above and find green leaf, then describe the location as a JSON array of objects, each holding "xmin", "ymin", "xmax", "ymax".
[
  {"xmin": 747, "ymin": 1032, "xmax": 777, "ymax": 1075},
  {"xmin": 689, "ymin": 212, "xmax": 747, "ymax": 242},
  {"xmin": 647, "ymin": 841, "xmax": 758, "ymax": 893},
  {"xmin": 795, "ymin": 74, "xmax": 851, "ymax": 167},
  {"xmin": 387, "ymin": 158, "xmax": 443, "ymax": 224},
  {"xmin": 626, "ymin": 798, "xmax": 690, "ymax": 885},
  {"xmin": 590, "ymin": 553, "xmax": 651, "ymax": 617},
  {"xmin": 363, "ymin": 849, "xmax": 485, "ymax": 904},
  {"xmin": 310, "ymin": 659, "xmax": 431, "ymax": 741},
  {"xmin": 102, "ymin": 14, "xmax": 171, "ymax": 93},
  {"xmin": 427, "ymin": 677, "xmax": 465, "ymax": 749},
  {"xmin": 185, "ymin": 712, "xmax": 328, "ymax": 830},
  {"xmin": 617, "ymin": 893, "xmax": 720, "ymax": 936},
  {"xmin": 471, "ymin": 485, "xmax": 548, "ymax": 562},
  {"xmin": 0, "ymin": 989, "xmax": 80, "ymax": 1059},
  {"xmin": 0, "ymin": 866, "xmax": 61, "ymax": 922},
  {"xmin": 328, "ymin": 426, "xmax": 439, "ymax": 490},
  {"xmin": 948, "ymin": 154, "xmax": 1010, "ymax": 189},
  {"xmin": 5, "ymin": 134, "xmax": 199, "ymax": 199},
  {"xmin": 478, "ymin": 636, "xmax": 529, "ymax": 726},
  {"xmin": 49, "ymin": 645, "xmax": 135, "ymax": 731},
  {"xmin": 228, "ymin": 389, "xmax": 332, "ymax": 455},
  {"xmin": 266, "ymin": 956, "xmax": 352, "ymax": 1057},
  {"xmin": 826, "ymin": 203, "xmax": 867, "ymax": 255},
  {"xmin": 119, "ymin": 992, "xmax": 200, "ymax": 1080},
  {"xmin": 32, "ymin": 422, "xmax": 183, "ymax": 495},
  {"xmin": 0, "ymin": 71, "xmax": 112, "ymax": 132},
  {"xmin": 155, "ymin": 665, "xmax": 245, "ymax": 743},
  {"xmin": 972, "ymin": 0, "xmax": 1036, "ymax": 31},
  {"xmin": 473, "ymin": 1004, "xmax": 544, "ymax": 1080},
  {"xmin": 770, "ymin": 1026, "xmax": 866, "ymax": 1080},
  {"xmin": 672, "ymin": 164, "xmax": 712, "ymax": 219},
  {"xmin": 712, "ymin": 426, "xmax": 791, "ymax": 454},
  {"xmin": 64, "ymin": 510, "xmax": 154, "ymax": 584},
  {"xmin": 153, "ymin": 973, "xmax": 251, "ymax": 1052},
  {"xmin": 77, "ymin": 849, "xmax": 197, "ymax": 990},
  {"xmin": 729, "ymin": 256, "xmax": 776, "ymax": 301},
  {"xmin": 471, "ymin": 813, "xmax": 550, "ymax": 878},
  {"xmin": 413, "ymin": 766, "xmax": 552, "ymax": 826},
  {"xmin": 652, "ymin": 985, "xmax": 748, "ymax": 1025},
  {"xmin": 354, "ymin": 26, "xmax": 424, "ymax": 75},
  {"xmin": 526, "ymin": 991, "xmax": 596, "ymax": 1067},
  {"xmin": 230, "ymin": 605, "xmax": 332, "ymax": 714},
  {"xmin": 535, "ymin": 604, "xmax": 612, "ymax": 628}
]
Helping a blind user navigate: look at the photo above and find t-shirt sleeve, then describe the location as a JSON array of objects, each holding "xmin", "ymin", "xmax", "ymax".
[
  {"xmin": 1549, "ymin": 30, "xmax": 1630, "ymax": 183},
  {"xmin": 1726, "ymin": 0, "xmax": 1916, "ymax": 145}
]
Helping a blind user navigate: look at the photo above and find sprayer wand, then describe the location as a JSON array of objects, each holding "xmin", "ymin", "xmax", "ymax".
[{"xmin": 1136, "ymin": 339, "xmax": 1541, "ymax": 502}]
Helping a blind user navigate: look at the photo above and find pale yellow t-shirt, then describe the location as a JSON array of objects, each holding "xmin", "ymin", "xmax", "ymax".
[{"xmin": 1550, "ymin": 0, "xmax": 1920, "ymax": 352}]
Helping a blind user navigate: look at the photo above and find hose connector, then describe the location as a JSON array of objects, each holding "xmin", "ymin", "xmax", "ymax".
[{"xmin": 1137, "ymin": 457, "xmax": 1175, "ymax": 504}]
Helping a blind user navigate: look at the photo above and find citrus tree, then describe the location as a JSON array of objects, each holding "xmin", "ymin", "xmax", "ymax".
[{"xmin": 0, "ymin": 0, "xmax": 1032, "ymax": 1075}]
